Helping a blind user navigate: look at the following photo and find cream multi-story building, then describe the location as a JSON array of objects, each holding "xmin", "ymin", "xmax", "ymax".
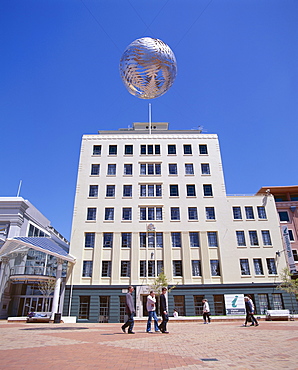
[{"xmin": 65, "ymin": 122, "xmax": 295, "ymax": 323}]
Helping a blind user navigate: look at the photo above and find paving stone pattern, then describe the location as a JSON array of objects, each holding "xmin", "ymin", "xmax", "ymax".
[{"xmin": 0, "ymin": 320, "xmax": 297, "ymax": 369}]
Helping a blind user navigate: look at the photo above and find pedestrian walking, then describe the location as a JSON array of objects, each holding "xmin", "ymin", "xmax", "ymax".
[
  {"xmin": 202, "ymin": 299, "xmax": 211, "ymax": 324},
  {"xmin": 146, "ymin": 291, "xmax": 160, "ymax": 333},
  {"xmin": 158, "ymin": 287, "xmax": 169, "ymax": 333},
  {"xmin": 243, "ymin": 296, "xmax": 259, "ymax": 327},
  {"xmin": 121, "ymin": 286, "xmax": 135, "ymax": 334}
]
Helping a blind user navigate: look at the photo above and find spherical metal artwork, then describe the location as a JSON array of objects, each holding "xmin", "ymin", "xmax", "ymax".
[{"xmin": 119, "ymin": 37, "xmax": 177, "ymax": 99}]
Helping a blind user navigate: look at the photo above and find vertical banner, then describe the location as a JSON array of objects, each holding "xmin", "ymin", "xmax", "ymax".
[
  {"xmin": 282, "ymin": 225, "xmax": 297, "ymax": 273},
  {"xmin": 224, "ymin": 294, "xmax": 245, "ymax": 315}
]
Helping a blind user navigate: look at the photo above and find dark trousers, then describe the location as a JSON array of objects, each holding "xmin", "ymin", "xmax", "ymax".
[
  {"xmin": 158, "ymin": 313, "xmax": 169, "ymax": 332},
  {"xmin": 123, "ymin": 312, "xmax": 134, "ymax": 332},
  {"xmin": 245, "ymin": 313, "xmax": 258, "ymax": 326},
  {"xmin": 203, "ymin": 312, "xmax": 211, "ymax": 323}
]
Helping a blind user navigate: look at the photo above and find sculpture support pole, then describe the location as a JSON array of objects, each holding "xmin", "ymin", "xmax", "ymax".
[{"xmin": 149, "ymin": 103, "xmax": 152, "ymax": 134}]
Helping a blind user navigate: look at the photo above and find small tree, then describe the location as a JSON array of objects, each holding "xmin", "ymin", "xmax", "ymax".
[
  {"xmin": 38, "ymin": 279, "xmax": 56, "ymax": 312},
  {"xmin": 278, "ymin": 268, "xmax": 298, "ymax": 298},
  {"xmin": 149, "ymin": 270, "xmax": 176, "ymax": 314}
]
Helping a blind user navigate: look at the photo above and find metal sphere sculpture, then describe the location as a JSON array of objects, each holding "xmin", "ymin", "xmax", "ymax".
[{"xmin": 119, "ymin": 37, "xmax": 177, "ymax": 99}]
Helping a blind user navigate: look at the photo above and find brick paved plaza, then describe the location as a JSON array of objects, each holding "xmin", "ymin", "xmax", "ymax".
[{"xmin": 0, "ymin": 320, "xmax": 297, "ymax": 369}]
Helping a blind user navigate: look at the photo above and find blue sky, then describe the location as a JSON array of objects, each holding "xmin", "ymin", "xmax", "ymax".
[{"xmin": 1, "ymin": 0, "xmax": 297, "ymax": 240}]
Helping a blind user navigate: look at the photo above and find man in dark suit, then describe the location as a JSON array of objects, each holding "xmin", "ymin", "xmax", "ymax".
[
  {"xmin": 121, "ymin": 286, "xmax": 135, "ymax": 334},
  {"xmin": 158, "ymin": 287, "xmax": 169, "ymax": 333}
]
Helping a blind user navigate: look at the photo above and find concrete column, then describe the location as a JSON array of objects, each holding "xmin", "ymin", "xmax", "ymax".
[{"xmin": 51, "ymin": 258, "xmax": 63, "ymax": 319}]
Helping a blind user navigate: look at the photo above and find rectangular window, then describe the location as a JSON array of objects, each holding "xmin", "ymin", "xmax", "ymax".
[
  {"xmin": 272, "ymin": 293, "xmax": 284, "ymax": 310},
  {"xmin": 288, "ymin": 230, "xmax": 295, "ymax": 241},
  {"xmin": 123, "ymin": 185, "xmax": 132, "ymax": 197},
  {"xmin": 249, "ymin": 231, "xmax": 259, "ymax": 246},
  {"xmin": 257, "ymin": 206, "xmax": 267, "ymax": 219},
  {"xmin": 93, "ymin": 145, "xmax": 101, "ymax": 155},
  {"xmin": 89, "ymin": 185, "xmax": 98, "ymax": 197},
  {"xmin": 210, "ymin": 260, "xmax": 220, "ymax": 276},
  {"xmin": 102, "ymin": 261, "xmax": 111, "ymax": 277},
  {"xmin": 201, "ymin": 163, "xmax": 210, "ymax": 175},
  {"xmin": 140, "ymin": 144, "xmax": 160, "ymax": 155},
  {"xmin": 261, "ymin": 230, "xmax": 272, "ymax": 245},
  {"xmin": 139, "ymin": 232, "xmax": 163, "ymax": 248},
  {"xmin": 157, "ymin": 260, "xmax": 163, "ymax": 275},
  {"xmin": 192, "ymin": 260, "xmax": 201, "ymax": 276},
  {"xmin": 91, "ymin": 164, "xmax": 100, "ymax": 175},
  {"xmin": 109, "ymin": 145, "xmax": 117, "ymax": 155},
  {"xmin": 103, "ymin": 233, "xmax": 113, "ymax": 248},
  {"xmin": 170, "ymin": 184, "xmax": 179, "ymax": 196},
  {"xmin": 240, "ymin": 259, "xmax": 250, "ymax": 275},
  {"xmin": 292, "ymin": 250, "xmax": 298, "ymax": 261},
  {"xmin": 183, "ymin": 144, "xmax": 192, "ymax": 155},
  {"xmin": 121, "ymin": 261, "xmax": 130, "ymax": 277},
  {"xmin": 122, "ymin": 208, "xmax": 132, "ymax": 220},
  {"xmin": 187, "ymin": 184, "xmax": 196, "ymax": 196},
  {"xmin": 104, "ymin": 208, "xmax": 114, "ymax": 221},
  {"xmin": 169, "ymin": 163, "xmax": 178, "ymax": 175},
  {"xmin": 148, "ymin": 260, "xmax": 155, "ymax": 277},
  {"xmin": 82, "ymin": 261, "xmax": 93, "ymax": 277},
  {"xmin": 233, "ymin": 207, "xmax": 242, "ymax": 220},
  {"xmin": 140, "ymin": 163, "xmax": 161, "ymax": 175},
  {"xmin": 85, "ymin": 233, "xmax": 95, "ymax": 248},
  {"xmin": 107, "ymin": 164, "xmax": 116, "ymax": 175},
  {"xmin": 194, "ymin": 295, "xmax": 204, "ymax": 316},
  {"xmin": 168, "ymin": 144, "xmax": 176, "ymax": 155},
  {"xmin": 188, "ymin": 207, "xmax": 198, "ymax": 220},
  {"xmin": 207, "ymin": 232, "xmax": 218, "ymax": 247},
  {"xmin": 173, "ymin": 295, "xmax": 185, "ymax": 315},
  {"xmin": 185, "ymin": 163, "xmax": 194, "ymax": 175},
  {"xmin": 106, "ymin": 185, "xmax": 115, "ymax": 197},
  {"xmin": 173, "ymin": 261, "xmax": 183, "ymax": 276},
  {"xmin": 79, "ymin": 296, "xmax": 90, "ymax": 319},
  {"xmin": 266, "ymin": 258, "xmax": 277, "ymax": 274},
  {"xmin": 253, "ymin": 258, "xmax": 264, "ymax": 275},
  {"xmin": 87, "ymin": 208, "xmax": 96, "ymax": 221},
  {"xmin": 121, "ymin": 232, "xmax": 132, "ymax": 248},
  {"xmin": 236, "ymin": 231, "xmax": 246, "ymax": 246},
  {"xmin": 125, "ymin": 145, "xmax": 133, "ymax": 155},
  {"xmin": 99, "ymin": 296, "xmax": 110, "ymax": 323},
  {"xmin": 140, "ymin": 184, "xmax": 162, "ymax": 197},
  {"xmin": 199, "ymin": 144, "xmax": 208, "ymax": 154},
  {"xmin": 171, "ymin": 207, "xmax": 180, "ymax": 220},
  {"xmin": 258, "ymin": 294, "xmax": 269, "ymax": 314},
  {"xmin": 140, "ymin": 260, "xmax": 146, "ymax": 277},
  {"xmin": 124, "ymin": 164, "xmax": 133, "ymax": 175},
  {"xmin": 140, "ymin": 207, "xmax": 162, "ymax": 220},
  {"xmin": 278, "ymin": 211, "xmax": 289, "ymax": 222},
  {"xmin": 245, "ymin": 206, "xmax": 254, "ymax": 219},
  {"xmin": 206, "ymin": 207, "xmax": 215, "ymax": 220},
  {"xmin": 203, "ymin": 184, "xmax": 213, "ymax": 197},
  {"xmin": 171, "ymin": 232, "xmax": 181, "ymax": 248},
  {"xmin": 189, "ymin": 232, "xmax": 200, "ymax": 248}
]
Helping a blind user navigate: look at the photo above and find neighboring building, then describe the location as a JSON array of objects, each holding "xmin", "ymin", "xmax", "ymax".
[
  {"xmin": 66, "ymin": 122, "xmax": 294, "ymax": 323},
  {"xmin": 257, "ymin": 186, "xmax": 298, "ymax": 272},
  {"xmin": 0, "ymin": 197, "xmax": 75, "ymax": 319}
]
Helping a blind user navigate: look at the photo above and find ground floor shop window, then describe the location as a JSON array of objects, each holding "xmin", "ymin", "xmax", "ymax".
[
  {"xmin": 258, "ymin": 294, "xmax": 269, "ymax": 314},
  {"xmin": 193, "ymin": 295, "xmax": 204, "ymax": 315},
  {"xmin": 173, "ymin": 296, "xmax": 185, "ymax": 316},
  {"xmin": 79, "ymin": 296, "xmax": 90, "ymax": 320},
  {"xmin": 213, "ymin": 295, "xmax": 225, "ymax": 315},
  {"xmin": 99, "ymin": 296, "xmax": 110, "ymax": 323},
  {"xmin": 272, "ymin": 293, "xmax": 284, "ymax": 310},
  {"xmin": 119, "ymin": 296, "xmax": 126, "ymax": 323}
]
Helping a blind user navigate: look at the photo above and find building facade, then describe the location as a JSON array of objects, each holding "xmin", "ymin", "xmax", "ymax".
[
  {"xmin": 257, "ymin": 186, "xmax": 298, "ymax": 273},
  {"xmin": 66, "ymin": 123, "xmax": 295, "ymax": 323},
  {"xmin": 0, "ymin": 197, "xmax": 74, "ymax": 319}
]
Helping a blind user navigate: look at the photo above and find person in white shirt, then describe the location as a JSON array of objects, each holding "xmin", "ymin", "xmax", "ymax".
[
  {"xmin": 146, "ymin": 291, "xmax": 159, "ymax": 333},
  {"xmin": 202, "ymin": 299, "xmax": 211, "ymax": 324}
]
